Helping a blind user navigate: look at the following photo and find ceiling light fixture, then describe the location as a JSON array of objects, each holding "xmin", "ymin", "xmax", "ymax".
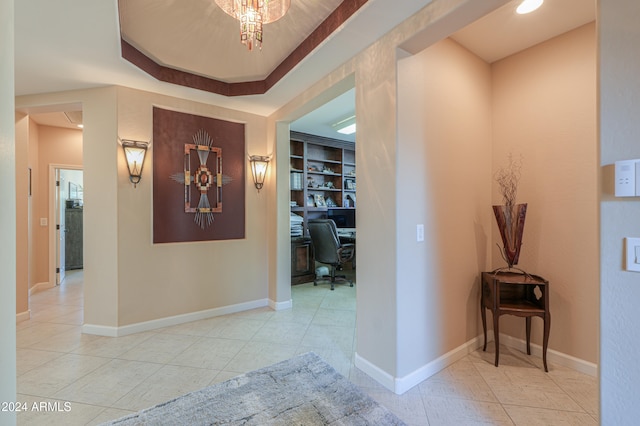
[
  {"xmin": 332, "ymin": 115, "xmax": 356, "ymax": 135},
  {"xmin": 215, "ymin": 0, "xmax": 290, "ymax": 51},
  {"xmin": 516, "ymin": 0, "xmax": 543, "ymax": 14}
]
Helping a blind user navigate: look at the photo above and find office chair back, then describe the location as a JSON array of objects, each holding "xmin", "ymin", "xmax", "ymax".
[
  {"xmin": 308, "ymin": 219, "xmax": 342, "ymax": 265},
  {"xmin": 308, "ymin": 219, "xmax": 354, "ymax": 290}
]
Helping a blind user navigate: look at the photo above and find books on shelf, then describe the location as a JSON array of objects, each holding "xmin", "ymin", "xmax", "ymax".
[
  {"xmin": 290, "ymin": 172, "xmax": 303, "ymax": 190},
  {"xmin": 290, "ymin": 212, "xmax": 304, "ymax": 237}
]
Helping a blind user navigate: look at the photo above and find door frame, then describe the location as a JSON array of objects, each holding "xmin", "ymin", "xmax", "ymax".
[{"xmin": 48, "ymin": 164, "xmax": 83, "ymax": 288}]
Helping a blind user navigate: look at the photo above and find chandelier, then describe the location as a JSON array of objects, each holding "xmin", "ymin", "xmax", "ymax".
[{"xmin": 214, "ymin": 0, "xmax": 291, "ymax": 51}]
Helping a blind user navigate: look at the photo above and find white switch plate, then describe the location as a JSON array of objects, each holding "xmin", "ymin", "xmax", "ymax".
[
  {"xmin": 416, "ymin": 224, "xmax": 424, "ymax": 242},
  {"xmin": 40, "ymin": 218, "xmax": 47, "ymax": 227},
  {"xmin": 625, "ymin": 238, "xmax": 640, "ymax": 272}
]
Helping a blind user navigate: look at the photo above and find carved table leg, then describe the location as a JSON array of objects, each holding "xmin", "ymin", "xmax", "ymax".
[
  {"xmin": 493, "ymin": 311, "xmax": 500, "ymax": 367},
  {"xmin": 526, "ymin": 317, "xmax": 532, "ymax": 355},
  {"xmin": 543, "ymin": 312, "xmax": 551, "ymax": 372},
  {"xmin": 481, "ymin": 299, "xmax": 487, "ymax": 351}
]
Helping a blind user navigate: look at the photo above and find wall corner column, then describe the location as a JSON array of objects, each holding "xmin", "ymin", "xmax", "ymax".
[{"xmin": 0, "ymin": 0, "xmax": 17, "ymax": 422}]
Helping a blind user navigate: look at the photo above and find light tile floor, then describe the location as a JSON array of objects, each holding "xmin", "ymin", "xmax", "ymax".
[{"xmin": 16, "ymin": 270, "xmax": 598, "ymax": 425}]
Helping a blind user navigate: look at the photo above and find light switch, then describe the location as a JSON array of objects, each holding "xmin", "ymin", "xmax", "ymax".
[
  {"xmin": 40, "ymin": 218, "xmax": 47, "ymax": 227},
  {"xmin": 416, "ymin": 224, "xmax": 424, "ymax": 242},
  {"xmin": 625, "ymin": 238, "xmax": 640, "ymax": 272}
]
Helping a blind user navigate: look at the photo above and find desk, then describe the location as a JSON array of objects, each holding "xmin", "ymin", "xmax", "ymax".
[
  {"xmin": 481, "ymin": 271, "xmax": 551, "ymax": 372},
  {"xmin": 291, "ymin": 237, "xmax": 315, "ymax": 284}
]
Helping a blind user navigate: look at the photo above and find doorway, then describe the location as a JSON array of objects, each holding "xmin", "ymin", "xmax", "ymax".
[
  {"xmin": 51, "ymin": 166, "xmax": 83, "ymax": 285},
  {"xmin": 287, "ymin": 85, "xmax": 356, "ymax": 287}
]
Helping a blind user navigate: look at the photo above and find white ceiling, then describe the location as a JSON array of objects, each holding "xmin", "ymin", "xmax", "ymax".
[
  {"xmin": 15, "ymin": 0, "xmax": 433, "ymax": 117},
  {"xmin": 119, "ymin": 0, "xmax": 344, "ymax": 83},
  {"xmin": 19, "ymin": 0, "xmax": 595, "ymax": 134},
  {"xmin": 291, "ymin": 0, "xmax": 595, "ymax": 141},
  {"xmin": 291, "ymin": 89, "xmax": 356, "ymax": 142},
  {"xmin": 450, "ymin": 0, "xmax": 595, "ymax": 63}
]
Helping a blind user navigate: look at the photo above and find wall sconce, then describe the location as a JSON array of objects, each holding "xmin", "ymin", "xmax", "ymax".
[
  {"xmin": 249, "ymin": 155, "xmax": 271, "ymax": 192},
  {"xmin": 121, "ymin": 139, "xmax": 149, "ymax": 188}
]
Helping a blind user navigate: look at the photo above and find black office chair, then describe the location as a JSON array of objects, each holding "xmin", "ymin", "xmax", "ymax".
[{"xmin": 307, "ymin": 219, "xmax": 355, "ymax": 290}]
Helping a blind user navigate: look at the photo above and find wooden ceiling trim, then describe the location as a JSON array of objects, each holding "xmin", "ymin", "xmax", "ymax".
[
  {"xmin": 120, "ymin": 0, "xmax": 368, "ymax": 97},
  {"xmin": 264, "ymin": 0, "xmax": 368, "ymax": 91}
]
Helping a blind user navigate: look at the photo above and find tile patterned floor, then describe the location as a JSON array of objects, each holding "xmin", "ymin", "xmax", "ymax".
[{"xmin": 16, "ymin": 270, "xmax": 598, "ymax": 425}]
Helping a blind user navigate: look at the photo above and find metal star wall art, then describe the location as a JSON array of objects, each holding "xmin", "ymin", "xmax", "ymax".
[{"xmin": 171, "ymin": 129, "xmax": 233, "ymax": 229}]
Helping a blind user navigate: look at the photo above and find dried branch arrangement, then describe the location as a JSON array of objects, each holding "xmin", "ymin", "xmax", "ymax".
[{"xmin": 494, "ymin": 153, "xmax": 522, "ymax": 208}]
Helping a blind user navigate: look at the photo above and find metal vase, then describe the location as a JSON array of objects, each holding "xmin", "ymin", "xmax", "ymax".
[{"xmin": 492, "ymin": 203, "xmax": 527, "ymax": 268}]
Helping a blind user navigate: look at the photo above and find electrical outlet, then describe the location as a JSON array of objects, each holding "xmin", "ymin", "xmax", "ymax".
[
  {"xmin": 416, "ymin": 224, "xmax": 424, "ymax": 242},
  {"xmin": 625, "ymin": 238, "xmax": 640, "ymax": 272},
  {"xmin": 615, "ymin": 160, "xmax": 640, "ymax": 196}
]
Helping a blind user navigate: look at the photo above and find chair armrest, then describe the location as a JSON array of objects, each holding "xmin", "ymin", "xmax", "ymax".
[{"xmin": 338, "ymin": 243, "xmax": 355, "ymax": 262}]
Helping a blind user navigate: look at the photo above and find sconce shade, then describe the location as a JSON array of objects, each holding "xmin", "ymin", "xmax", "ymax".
[
  {"xmin": 122, "ymin": 140, "xmax": 149, "ymax": 187},
  {"xmin": 249, "ymin": 155, "xmax": 270, "ymax": 191}
]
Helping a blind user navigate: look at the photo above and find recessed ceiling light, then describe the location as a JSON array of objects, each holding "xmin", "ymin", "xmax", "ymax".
[
  {"xmin": 332, "ymin": 115, "xmax": 356, "ymax": 135},
  {"xmin": 76, "ymin": 124, "xmax": 84, "ymax": 129},
  {"xmin": 337, "ymin": 123, "xmax": 356, "ymax": 135},
  {"xmin": 516, "ymin": 0, "xmax": 543, "ymax": 14}
]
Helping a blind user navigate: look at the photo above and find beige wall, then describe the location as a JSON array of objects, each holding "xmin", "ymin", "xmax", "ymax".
[
  {"xmin": 11, "ymin": 0, "xmax": 599, "ymax": 396},
  {"xmin": 491, "ymin": 23, "xmax": 598, "ymax": 364},
  {"xmin": 15, "ymin": 114, "xmax": 29, "ymax": 316},
  {"xmin": 17, "ymin": 86, "xmax": 270, "ymax": 329},
  {"xmin": 1, "ymin": 0, "xmax": 16, "ymax": 419},
  {"xmin": 269, "ymin": 0, "xmax": 511, "ymax": 389},
  {"xmin": 397, "ymin": 37, "xmax": 493, "ymax": 375},
  {"xmin": 27, "ymin": 120, "xmax": 39, "ymax": 297},
  {"xmin": 599, "ymin": 1, "xmax": 640, "ymax": 422},
  {"xmin": 33, "ymin": 125, "xmax": 83, "ymax": 286},
  {"xmin": 115, "ymin": 87, "xmax": 270, "ymax": 326}
]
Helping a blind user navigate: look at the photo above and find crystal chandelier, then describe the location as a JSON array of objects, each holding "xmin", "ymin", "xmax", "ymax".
[{"xmin": 214, "ymin": 0, "xmax": 291, "ymax": 51}]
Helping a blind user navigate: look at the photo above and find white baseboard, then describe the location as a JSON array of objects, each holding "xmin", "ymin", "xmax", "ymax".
[
  {"xmin": 354, "ymin": 353, "xmax": 396, "ymax": 392},
  {"xmin": 355, "ymin": 336, "xmax": 484, "ymax": 395},
  {"xmin": 82, "ymin": 298, "xmax": 270, "ymax": 337},
  {"xmin": 29, "ymin": 282, "xmax": 53, "ymax": 296},
  {"xmin": 269, "ymin": 298, "xmax": 292, "ymax": 311},
  {"xmin": 355, "ymin": 333, "xmax": 597, "ymax": 394},
  {"xmin": 497, "ymin": 333, "xmax": 598, "ymax": 377},
  {"xmin": 394, "ymin": 336, "xmax": 484, "ymax": 394},
  {"xmin": 16, "ymin": 310, "xmax": 31, "ymax": 322}
]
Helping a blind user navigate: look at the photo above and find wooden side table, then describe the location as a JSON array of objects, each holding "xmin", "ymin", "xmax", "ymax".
[{"xmin": 481, "ymin": 271, "xmax": 551, "ymax": 372}]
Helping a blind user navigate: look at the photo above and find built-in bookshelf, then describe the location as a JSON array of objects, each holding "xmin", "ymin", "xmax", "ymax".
[{"xmin": 290, "ymin": 131, "xmax": 356, "ymax": 238}]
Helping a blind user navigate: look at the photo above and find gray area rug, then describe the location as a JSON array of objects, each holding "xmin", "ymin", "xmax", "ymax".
[{"xmin": 101, "ymin": 352, "xmax": 405, "ymax": 425}]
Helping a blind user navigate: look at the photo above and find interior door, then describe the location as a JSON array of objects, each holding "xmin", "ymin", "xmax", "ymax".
[{"xmin": 55, "ymin": 169, "xmax": 66, "ymax": 284}]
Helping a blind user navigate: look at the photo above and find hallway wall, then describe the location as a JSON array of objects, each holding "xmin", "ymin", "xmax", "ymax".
[
  {"xmin": 397, "ymin": 37, "xmax": 493, "ymax": 376},
  {"xmin": 491, "ymin": 23, "xmax": 598, "ymax": 366},
  {"xmin": 33, "ymin": 125, "xmax": 83, "ymax": 286},
  {"xmin": 1, "ymin": 0, "xmax": 17, "ymax": 421}
]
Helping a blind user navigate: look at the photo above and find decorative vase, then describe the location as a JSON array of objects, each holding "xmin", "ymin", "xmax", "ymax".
[{"xmin": 492, "ymin": 203, "xmax": 527, "ymax": 268}]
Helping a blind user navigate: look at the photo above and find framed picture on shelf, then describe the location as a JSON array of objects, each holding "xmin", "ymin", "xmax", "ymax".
[
  {"xmin": 345, "ymin": 179, "xmax": 356, "ymax": 190},
  {"xmin": 306, "ymin": 195, "xmax": 315, "ymax": 207},
  {"xmin": 314, "ymin": 194, "xmax": 326, "ymax": 207}
]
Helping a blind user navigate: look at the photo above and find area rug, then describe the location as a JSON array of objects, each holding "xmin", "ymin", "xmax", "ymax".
[{"xmin": 101, "ymin": 352, "xmax": 405, "ymax": 425}]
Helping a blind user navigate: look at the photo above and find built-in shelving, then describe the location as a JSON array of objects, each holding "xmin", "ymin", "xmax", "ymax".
[{"xmin": 289, "ymin": 131, "xmax": 356, "ymax": 237}]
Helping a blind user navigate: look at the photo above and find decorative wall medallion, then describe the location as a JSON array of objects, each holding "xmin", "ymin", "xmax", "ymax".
[
  {"xmin": 153, "ymin": 107, "xmax": 245, "ymax": 243},
  {"xmin": 170, "ymin": 129, "xmax": 233, "ymax": 229}
]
